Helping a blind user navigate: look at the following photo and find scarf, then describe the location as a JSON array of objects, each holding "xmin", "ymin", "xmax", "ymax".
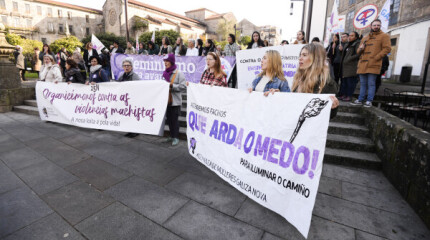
[
  {"xmin": 39, "ymin": 63, "xmax": 53, "ymax": 80},
  {"xmin": 90, "ymin": 65, "xmax": 102, "ymax": 74},
  {"xmin": 163, "ymin": 64, "xmax": 177, "ymax": 83}
]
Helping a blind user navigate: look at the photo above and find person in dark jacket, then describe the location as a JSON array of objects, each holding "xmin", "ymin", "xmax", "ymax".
[
  {"xmin": 86, "ymin": 56, "xmax": 109, "ymax": 84},
  {"xmin": 375, "ymin": 55, "xmax": 389, "ymax": 93},
  {"xmin": 326, "ymin": 33, "xmax": 343, "ymax": 85},
  {"xmin": 339, "ymin": 32, "xmax": 360, "ymax": 101},
  {"xmin": 147, "ymin": 41, "xmax": 159, "ymax": 55},
  {"xmin": 65, "ymin": 59, "xmax": 85, "ymax": 84},
  {"xmin": 196, "ymin": 39, "xmax": 204, "ymax": 56},
  {"xmin": 83, "ymin": 42, "xmax": 99, "ymax": 73},
  {"xmin": 247, "ymin": 31, "xmax": 265, "ymax": 49},
  {"xmin": 110, "ymin": 40, "xmax": 124, "ymax": 55},
  {"xmin": 173, "ymin": 37, "xmax": 187, "ymax": 56},
  {"xmin": 39, "ymin": 44, "xmax": 56, "ymax": 64},
  {"xmin": 59, "ymin": 47, "xmax": 68, "ymax": 76},
  {"xmin": 99, "ymin": 49, "xmax": 111, "ymax": 75},
  {"xmin": 202, "ymin": 39, "xmax": 215, "ymax": 56},
  {"xmin": 117, "ymin": 58, "xmax": 140, "ymax": 81}
]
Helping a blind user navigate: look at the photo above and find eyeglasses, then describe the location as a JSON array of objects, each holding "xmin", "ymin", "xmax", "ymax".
[{"xmin": 122, "ymin": 64, "xmax": 132, "ymax": 67}]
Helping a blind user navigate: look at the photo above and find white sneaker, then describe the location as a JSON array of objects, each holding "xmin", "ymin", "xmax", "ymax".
[
  {"xmin": 363, "ymin": 101, "xmax": 372, "ymax": 107},
  {"xmin": 350, "ymin": 99, "xmax": 362, "ymax": 106}
]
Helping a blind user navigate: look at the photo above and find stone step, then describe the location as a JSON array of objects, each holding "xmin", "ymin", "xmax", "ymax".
[
  {"xmin": 326, "ymin": 133, "xmax": 374, "ymax": 152},
  {"xmin": 324, "ymin": 147, "xmax": 381, "ymax": 170},
  {"xmin": 24, "ymin": 99, "xmax": 37, "ymax": 107},
  {"xmin": 330, "ymin": 112, "xmax": 365, "ymax": 125},
  {"xmin": 327, "ymin": 122, "xmax": 369, "ymax": 138},
  {"xmin": 13, "ymin": 105, "xmax": 39, "ymax": 116},
  {"xmin": 338, "ymin": 101, "xmax": 361, "ymax": 113}
]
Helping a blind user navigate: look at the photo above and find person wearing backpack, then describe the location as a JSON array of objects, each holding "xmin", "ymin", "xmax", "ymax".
[{"xmin": 86, "ymin": 56, "xmax": 109, "ymax": 84}]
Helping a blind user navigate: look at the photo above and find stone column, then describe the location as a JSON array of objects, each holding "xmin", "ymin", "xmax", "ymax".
[{"xmin": 0, "ymin": 24, "xmax": 33, "ymax": 112}]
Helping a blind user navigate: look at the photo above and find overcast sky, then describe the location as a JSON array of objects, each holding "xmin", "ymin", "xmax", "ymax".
[{"xmin": 54, "ymin": 0, "xmax": 303, "ymax": 41}]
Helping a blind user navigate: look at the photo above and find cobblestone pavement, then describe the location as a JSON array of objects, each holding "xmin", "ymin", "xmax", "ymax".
[{"xmin": 0, "ymin": 112, "xmax": 429, "ymax": 240}]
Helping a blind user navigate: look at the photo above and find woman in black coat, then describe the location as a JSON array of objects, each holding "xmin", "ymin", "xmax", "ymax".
[
  {"xmin": 65, "ymin": 59, "xmax": 85, "ymax": 84},
  {"xmin": 83, "ymin": 42, "xmax": 99, "ymax": 73}
]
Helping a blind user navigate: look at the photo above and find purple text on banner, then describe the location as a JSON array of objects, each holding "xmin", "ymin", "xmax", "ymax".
[{"xmin": 111, "ymin": 54, "xmax": 236, "ymax": 83}]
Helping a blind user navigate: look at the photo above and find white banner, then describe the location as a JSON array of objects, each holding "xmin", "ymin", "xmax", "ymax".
[
  {"xmin": 186, "ymin": 84, "xmax": 333, "ymax": 238},
  {"xmin": 36, "ymin": 81, "xmax": 169, "ymax": 135},
  {"xmin": 236, "ymin": 45, "xmax": 302, "ymax": 90}
]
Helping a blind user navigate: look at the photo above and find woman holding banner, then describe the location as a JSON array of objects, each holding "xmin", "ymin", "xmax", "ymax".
[
  {"xmin": 163, "ymin": 53, "xmax": 186, "ymax": 146},
  {"xmin": 39, "ymin": 54, "xmax": 63, "ymax": 83},
  {"xmin": 202, "ymin": 39, "xmax": 215, "ymax": 56},
  {"xmin": 65, "ymin": 59, "xmax": 85, "ymax": 84},
  {"xmin": 199, "ymin": 52, "xmax": 227, "ymax": 87},
  {"xmin": 117, "ymin": 58, "xmax": 140, "ymax": 81},
  {"xmin": 248, "ymin": 50, "xmax": 290, "ymax": 95},
  {"xmin": 159, "ymin": 36, "xmax": 172, "ymax": 56},
  {"xmin": 86, "ymin": 56, "xmax": 109, "ymax": 84},
  {"xmin": 292, "ymin": 43, "xmax": 339, "ymax": 116},
  {"xmin": 147, "ymin": 41, "xmax": 159, "ymax": 55}
]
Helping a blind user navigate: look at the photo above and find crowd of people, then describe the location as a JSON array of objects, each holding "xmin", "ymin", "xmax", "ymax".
[{"xmin": 13, "ymin": 19, "xmax": 392, "ymax": 144}]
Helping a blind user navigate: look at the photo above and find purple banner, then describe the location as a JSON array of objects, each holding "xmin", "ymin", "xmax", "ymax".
[{"xmin": 111, "ymin": 54, "xmax": 236, "ymax": 83}]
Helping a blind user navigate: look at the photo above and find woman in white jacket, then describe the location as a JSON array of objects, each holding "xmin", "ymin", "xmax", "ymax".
[{"xmin": 39, "ymin": 54, "xmax": 63, "ymax": 83}]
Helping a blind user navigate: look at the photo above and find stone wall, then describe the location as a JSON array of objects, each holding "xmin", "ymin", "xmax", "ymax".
[
  {"xmin": 2, "ymin": 0, "xmax": 104, "ymax": 43},
  {"xmin": 361, "ymin": 107, "xmax": 430, "ymax": 228}
]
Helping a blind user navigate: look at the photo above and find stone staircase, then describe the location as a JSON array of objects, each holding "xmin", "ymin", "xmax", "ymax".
[{"xmin": 13, "ymin": 95, "xmax": 382, "ymax": 170}]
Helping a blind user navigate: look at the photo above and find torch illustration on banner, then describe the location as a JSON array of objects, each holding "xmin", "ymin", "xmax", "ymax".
[{"xmin": 289, "ymin": 98, "xmax": 329, "ymax": 143}]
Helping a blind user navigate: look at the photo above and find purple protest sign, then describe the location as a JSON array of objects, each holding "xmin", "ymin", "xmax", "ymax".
[{"xmin": 111, "ymin": 54, "xmax": 236, "ymax": 83}]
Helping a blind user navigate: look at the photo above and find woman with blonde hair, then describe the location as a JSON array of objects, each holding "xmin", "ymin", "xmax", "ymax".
[
  {"xmin": 199, "ymin": 52, "xmax": 227, "ymax": 87},
  {"xmin": 249, "ymin": 50, "xmax": 290, "ymax": 95},
  {"xmin": 292, "ymin": 43, "xmax": 339, "ymax": 116}
]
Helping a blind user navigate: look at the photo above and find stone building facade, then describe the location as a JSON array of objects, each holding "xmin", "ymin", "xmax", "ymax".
[
  {"xmin": 0, "ymin": 0, "xmax": 103, "ymax": 43},
  {"xmin": 326, "ymin": 0, "xmax": 430, "ymax": 83},
  {"xmin": 185, "ymin": 8, "xmax": 236, "ymax": 41},
  {"xmin": 104, "ymin": 0, "xmax": 206, "ymax": 41},
  {"xmin": 1, "ymin": 0, "xmax": 207, "ymax": 44},
  {"xmin": 237, "ymin": 19, "xmax": 281, "ymax": 46}
]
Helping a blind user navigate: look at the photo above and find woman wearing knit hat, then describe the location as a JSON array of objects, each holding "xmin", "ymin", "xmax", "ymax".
[
  {"xmin": 39, "ymin": 54, "xmax": 63, "ymax": 83},
  {"xmin": 163, "ymin": 53, "xmax": 186, "ymax": 146}
]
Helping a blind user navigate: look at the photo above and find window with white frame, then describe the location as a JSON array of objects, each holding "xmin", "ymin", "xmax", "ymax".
[
  {"xmin": 37, "ymin": 6, "xmax": 42, "ymax": 15},
  {"xmin": 25, "ymin": 4, "xmax": 30, "ymax": 13},
  {"xmin": 48, "ymin": 22, "xmax": 54, "ymax": 32},
  {"xmin": 26, "ymin": 19, "xmax": 31, "ymax": 28},
  {"xmin": 47, "ymin": 8, "xmax": 52, "ymax": 17},
  {"xmin": 13, "ymin": 1, "xmax": 18, "ymax": 11},
  {"xmin": 0, "ymin": 0, "xmax": 6, "ymax": 10},
  {"xmin": 13, "ymin": 17, "xmax": 20, "ymax": 27},
  {"xmin": 1, "ymin": 15, "xmax": 7, "ymax": 24}
]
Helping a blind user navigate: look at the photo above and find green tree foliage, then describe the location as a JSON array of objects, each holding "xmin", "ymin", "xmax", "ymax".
[
  {"xmin": 5, "ymin": 33, "xmax": 43, "ymax": 56},
  {"xmin": 138, "ymin": 30, "xmax": 180, "ymax": 48},
  {"xmin": 213, "ymin": 40, "xmax": 228, "ymax": 51},
  {"xmin": 50, "ymin": 36, "xmax": 83, "ymax": 54},
  {"xmin": 81, "ymin": 32, "xmax": 134, "ymax": 51},
  {"xmin": 239, "ymin": 35, "xmax": 251, "ymax": 46},
  {"xmin": 216, "ymin": 19, "xmax": 236, "ymax": 41}
]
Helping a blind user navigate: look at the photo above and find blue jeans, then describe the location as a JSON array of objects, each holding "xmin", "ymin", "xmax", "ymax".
[
  {"xmin": 344, "ymin": 76, "xmax": 359, "ymax": 97},
  {"xmin": 358, "ymin": 74, "xmax": 377, "ymax": 102}
]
